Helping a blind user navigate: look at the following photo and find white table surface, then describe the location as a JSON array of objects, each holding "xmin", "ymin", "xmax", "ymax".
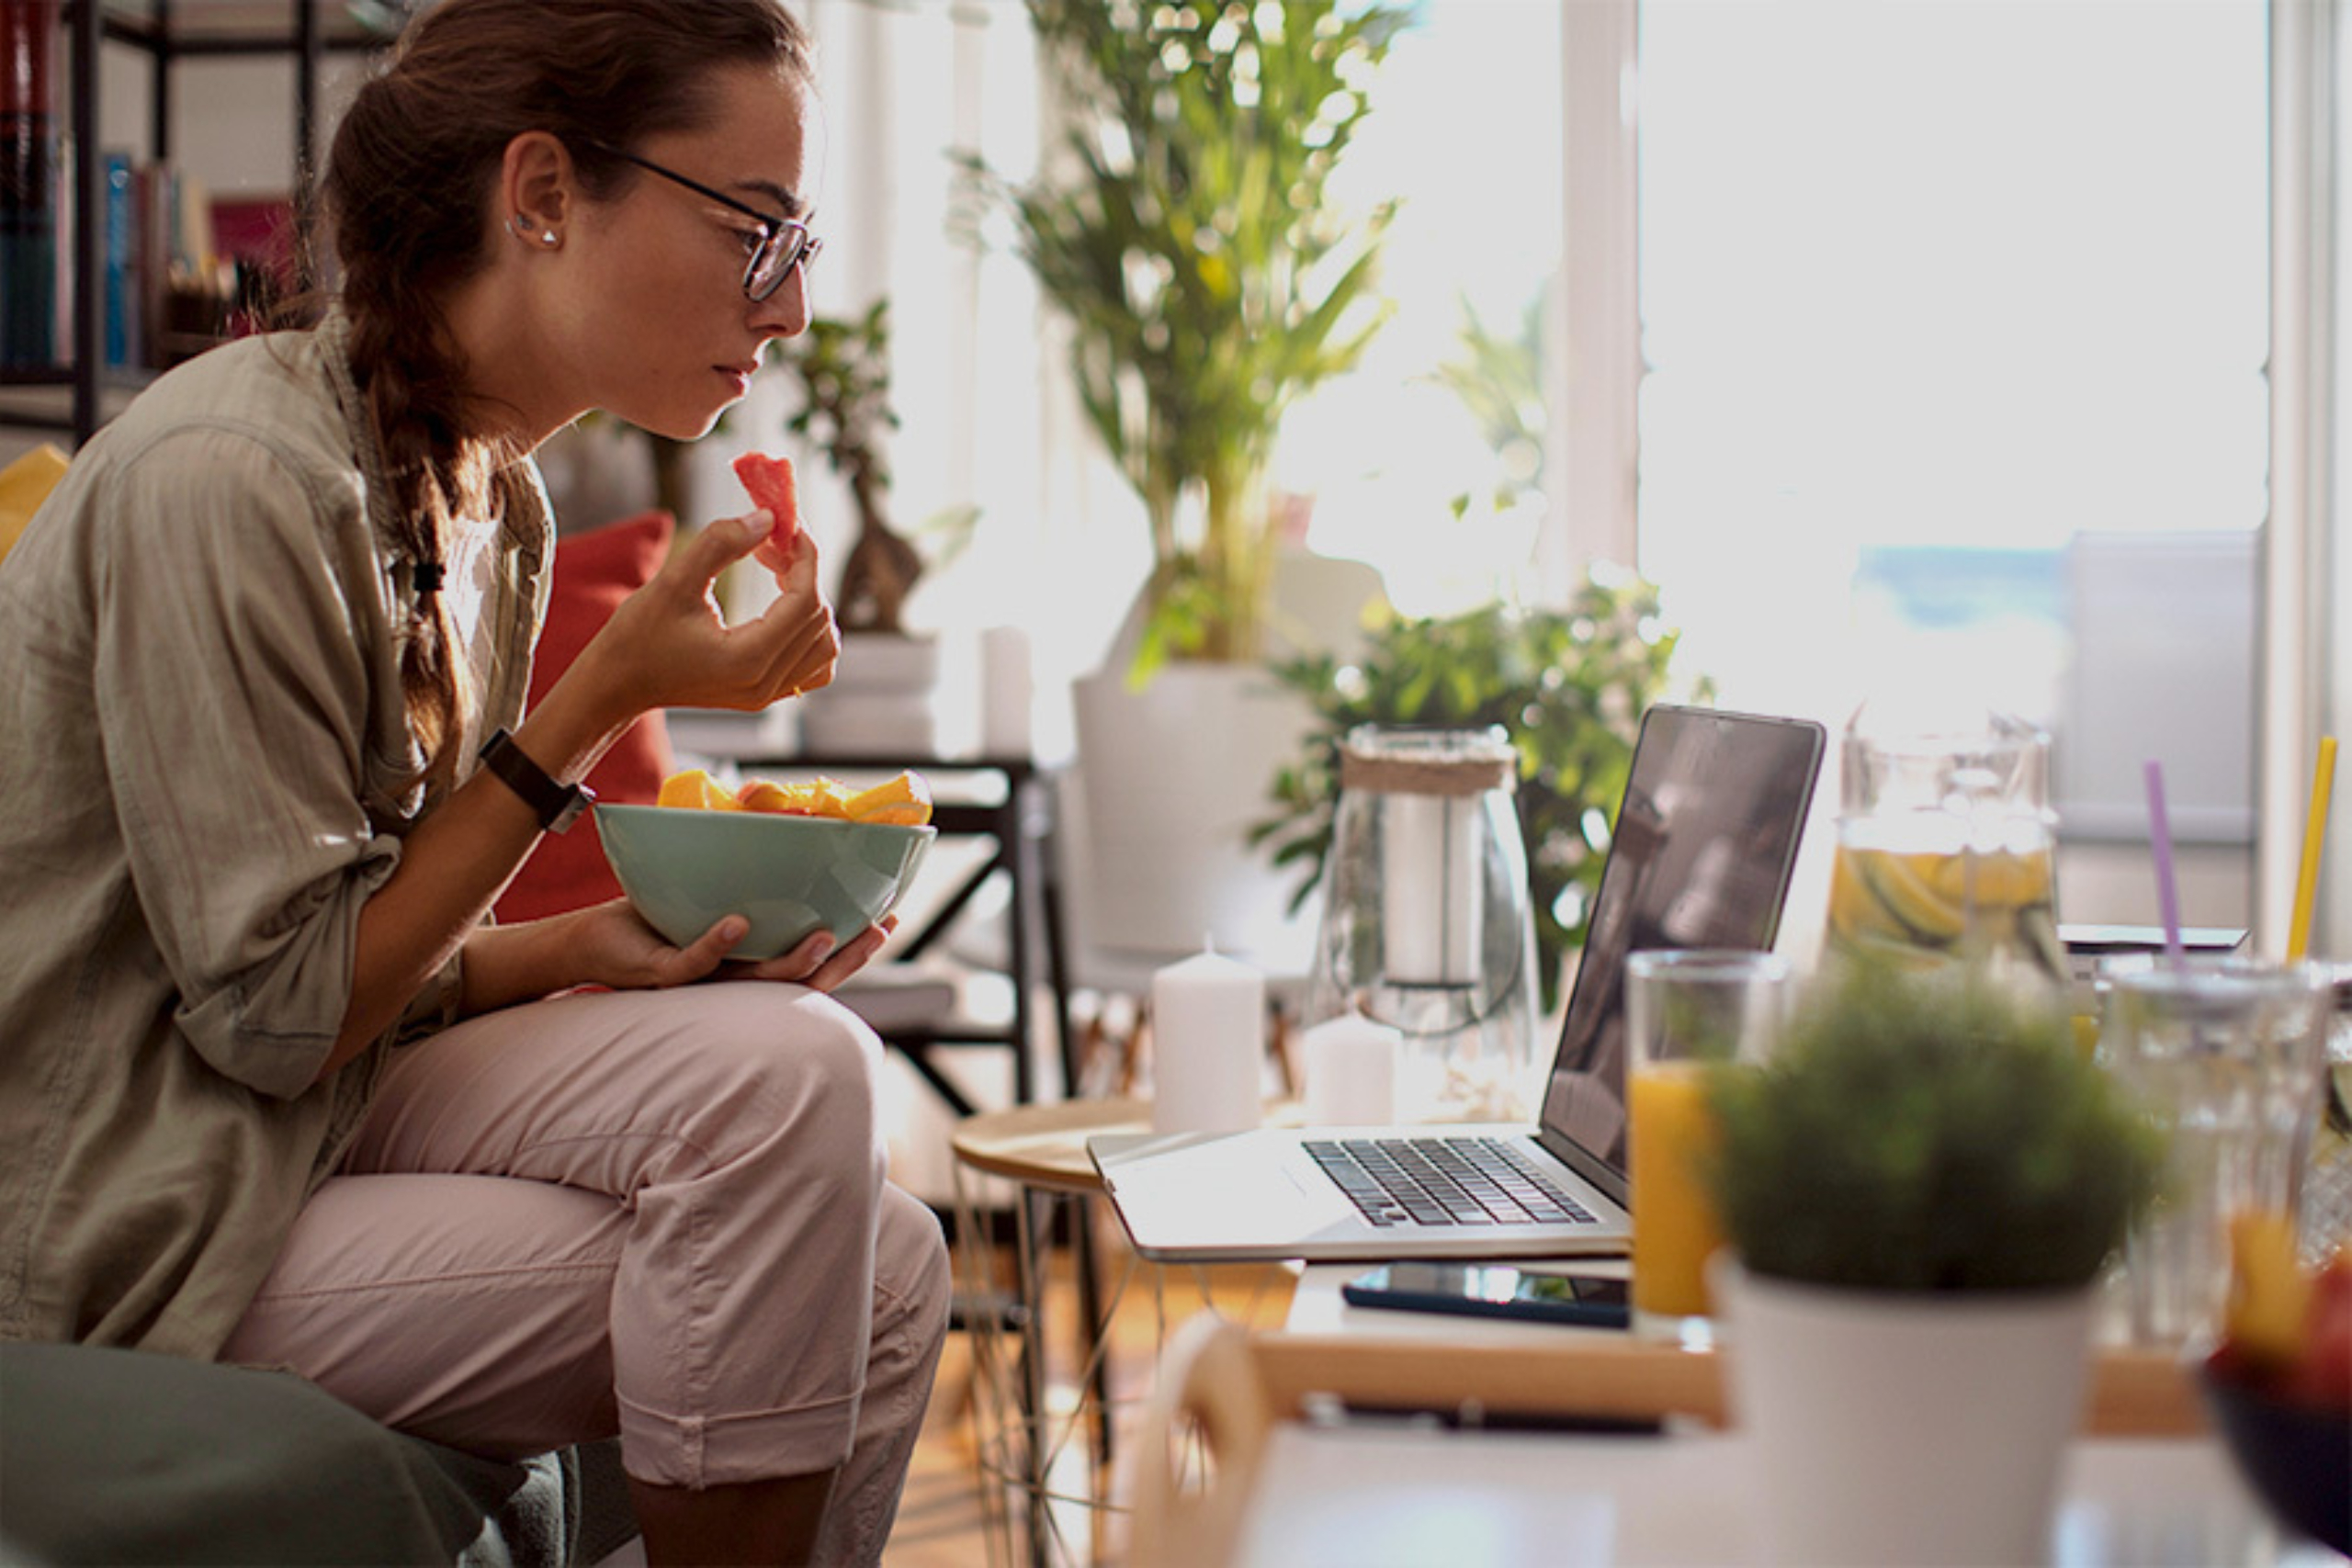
[
  {"xmin": 1229, "ymin": 1419, "xmax": 2305, "ymax": 1568},
  {"xmin": 1251, "ymin": 1264, "xmax": 2325, "ymax": 1568}
]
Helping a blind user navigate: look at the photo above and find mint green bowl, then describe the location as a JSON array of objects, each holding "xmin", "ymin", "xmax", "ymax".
[{"xmin": 594, "ymin": 803, "xmax": 935, "ymax": 961}]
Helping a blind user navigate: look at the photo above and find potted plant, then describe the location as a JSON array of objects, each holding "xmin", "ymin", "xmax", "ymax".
[
  {"xmin": 1703, "ymin": 961, "xmax": 2165, "ymax": 1566},
  {"xmin": 965, "ymin": 0, "xmax": 1411, "ymax": 958},
  {"xmin": 1253, "ymin": 570, "xmax": 1710, "ymax": 1014},
  {"xmin": 776, "ymin": 299, "xmax": 975, "ymax": 752}
]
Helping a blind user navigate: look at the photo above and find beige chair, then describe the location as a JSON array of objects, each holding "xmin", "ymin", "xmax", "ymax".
[{"xmin": 1125, "ymin": 1314, "xmax": 1275, "ymax": 1568}]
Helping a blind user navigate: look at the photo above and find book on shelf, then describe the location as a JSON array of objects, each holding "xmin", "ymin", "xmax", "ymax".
[
  {"xmin": 102, "ymin": 151, "xmax": 137, "ymax": 369},
  {"xmin": 35, "ymin": 140, "xmax": 295, "ymax": 380}
]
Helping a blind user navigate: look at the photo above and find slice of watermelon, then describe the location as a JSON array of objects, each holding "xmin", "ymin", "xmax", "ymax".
[{"xmin": 730, "ymin": 452, "xmax": 800, "ymax": 548}]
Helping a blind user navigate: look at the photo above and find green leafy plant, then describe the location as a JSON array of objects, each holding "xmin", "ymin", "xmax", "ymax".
[
  {"xmin": 1707, "ymin": 962, "xmax": 2165, "ymax": 1293},
  {"xmin": 777, "ymin": 299, "xmax": 973, "ymax": 634},
  {"xmin": 1424, "ymin": 289, "xmax": 1548, "ymax": 524},
  {"xmin": 967, "ymin": 0, "xmax": 1409, "ymax": 674},
  {"xmin": 1252, "ymin": 569, "xmax": 1709, "ymax": 1013}
]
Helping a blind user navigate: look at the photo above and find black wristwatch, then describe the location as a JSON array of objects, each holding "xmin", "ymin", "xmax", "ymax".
[{"xmin": 478, "ymin": 728, "xmax": 594, "ymax": 834}]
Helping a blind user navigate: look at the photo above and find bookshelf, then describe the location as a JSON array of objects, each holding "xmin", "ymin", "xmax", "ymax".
[{"xmin": 0, "ymin": 1, "xmax": 412, "ymax": 447}]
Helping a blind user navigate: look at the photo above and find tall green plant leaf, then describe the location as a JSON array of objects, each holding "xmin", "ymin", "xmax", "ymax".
[{"xmin": 965, "ymin": 0, "xmax": 1411, "ymax": 665}]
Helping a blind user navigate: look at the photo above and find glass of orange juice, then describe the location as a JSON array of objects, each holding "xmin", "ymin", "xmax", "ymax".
[{"xmin": 1626, "ymin": 949, "xmax": 1792, "ymax": 1345}]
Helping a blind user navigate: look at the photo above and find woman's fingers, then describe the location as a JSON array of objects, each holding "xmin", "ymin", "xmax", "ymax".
[
  {"xmin": 726, "ymin": 916, "xmax": 895, "ymax": 992},
  {"xmin": 674, "ymin": 508, "xmax": 777, "ymax": 590},
  {"xmin": 664, "ymin": 916, "xmax": 749, "ymax": 984},
  {"xmin": 694, "ymin": 525, "xmax": 835, "ymax": 703},
  {"xmin": 602, "ymin": 517, "xmax": 836, "ymax": 712},
  {"xmin": 798, "ymin": 920, "xmax": 893, "ymax": 993},
  {"xmin": 730, "ymin": 929, "xmax": 837, "ymax": 986}
]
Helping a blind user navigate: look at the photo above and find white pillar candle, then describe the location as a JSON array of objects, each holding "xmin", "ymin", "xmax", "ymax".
[
  {"xmin": 1302, "ymin": 1013, "xmax": 1402, "ymax": 1126},
  {"xmin": 1150, "ymin": 945, "xmax": 1265, "ymax": 1136},
  {"xmin": 1380, "ymin": 792, "xmax": 1484, "ymax": 986},
  {"xmin": 978, "ymin": 624, "xmax": 1033, "ymax": 757}
]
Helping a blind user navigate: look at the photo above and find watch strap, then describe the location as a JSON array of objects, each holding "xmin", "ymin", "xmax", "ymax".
[{"xmin": 478, "ymin": 728, "xmax": 594, "ymax": 834}]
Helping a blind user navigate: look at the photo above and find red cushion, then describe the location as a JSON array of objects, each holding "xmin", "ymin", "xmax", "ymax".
[{"xmin": 492, "ymin": 510, "xmax": 678, "ymax": 924}]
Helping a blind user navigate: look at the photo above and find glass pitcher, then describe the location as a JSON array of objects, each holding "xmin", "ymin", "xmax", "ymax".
[
  {"xmin": 1824, "ymin": 699, "xmax": 2067, "ymax": 994},
  {"xmin": 1306, "ymin": 725, "xmax": 1541, "ymax": 1122}
]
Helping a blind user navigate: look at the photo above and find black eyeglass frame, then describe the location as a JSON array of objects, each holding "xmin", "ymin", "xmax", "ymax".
[{"xmin": 580, "ymin": 140, "xmax": 820, "ymax": 302}]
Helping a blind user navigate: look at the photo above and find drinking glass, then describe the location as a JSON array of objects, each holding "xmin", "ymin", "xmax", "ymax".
[
  {"xmin": 2103, "ymin": 956, "xmax": 2331, "ymax": 1347},
  {"xmin": 2297, "ymin": 964, "xmax": 2352, "ymax": 1266},
  {"xmin": 1626, "ymin": 948, "xmax": 1792, "ymax": 1344}
]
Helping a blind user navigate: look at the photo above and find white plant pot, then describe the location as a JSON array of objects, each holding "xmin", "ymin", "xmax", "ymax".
[
  {"xmin": 1069, "ymin": 662, "xmax": 1319, "ymax": 966},
  {"xmin": 1713, "ymin": 1257, "xmax": 2100, "ymax": 1568},
  {"xmin": 798, "ymin": 632, "xmax": 942, "ymax": 754}
]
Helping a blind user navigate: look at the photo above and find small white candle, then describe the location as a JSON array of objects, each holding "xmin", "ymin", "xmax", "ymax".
[
  {"xmin": 979, "ymin": 625, "xmax": 1033, "ymax": 756},
  {"xmin": 1302, "ymin": 1013, "xmax": 1402, "ymax": 1126},
  {"xmin": 1380, "ymin": 793, "xmax": 1484, "ymax": 986},
  {"xmin": 1150, "ymin": 944, "xmax": 1265, "ymax": 1136}
]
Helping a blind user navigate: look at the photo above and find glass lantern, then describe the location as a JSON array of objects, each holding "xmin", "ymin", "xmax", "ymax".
[{"xmin": 1306, "ymin": 725, "xmax": 1542, "ymax": 1122}]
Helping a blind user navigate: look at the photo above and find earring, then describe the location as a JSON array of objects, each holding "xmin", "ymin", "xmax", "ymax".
[
  {"xmin": 540, "ymin": 230, "xmax": 559, "ymax": 246},
  {"xmin": 509, "ymin": 214, "xmax": 558, "ymax": 246}
]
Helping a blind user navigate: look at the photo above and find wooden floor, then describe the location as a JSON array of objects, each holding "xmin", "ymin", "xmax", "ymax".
[{"xmin": 883, "ymin": 1217, "xmax": 1296, "ymax": 1568}]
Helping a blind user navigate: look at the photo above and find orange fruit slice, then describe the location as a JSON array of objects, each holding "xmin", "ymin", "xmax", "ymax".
[
  {"xmin": 736, "ymin": 779, "xmax": 811, "ymax": 815},
  {"xmin": 657, "ymin": 769, "xmax": 741, "ymax": 810},
  {"xmin": 808, "ymin": 776, "xmax": 861, "ymax": 819},
  {"xmin": 846, "ymin": 770, "xmax": 933, "ymax": 827}
]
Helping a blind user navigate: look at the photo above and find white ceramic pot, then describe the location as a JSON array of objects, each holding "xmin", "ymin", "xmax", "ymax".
[
  {"xmin": 1069, "ymin": 662, "xmax": 1318, "ymax": 966},
  {"xmin": 798, "ymin": 632, "xmax": 942, "ymax": 753},
  {"xmin": 1713, "ymin": 1257, "xmax": 2100, "ymax": 1568}
]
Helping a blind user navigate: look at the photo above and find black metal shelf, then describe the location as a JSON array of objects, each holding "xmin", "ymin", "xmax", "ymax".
[{"xmin": 6, "ymin": 4, "xmax": 411, "ymax": 448}]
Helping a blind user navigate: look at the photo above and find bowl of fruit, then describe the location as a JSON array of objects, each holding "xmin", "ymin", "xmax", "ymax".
[
  {"xmin": 2199, "ymin": 1213, "xmax": 2351, "ymax": 1556},
  {"xmin": 596, "ymin": 768, "xmax": 935, "ymax": 961}
]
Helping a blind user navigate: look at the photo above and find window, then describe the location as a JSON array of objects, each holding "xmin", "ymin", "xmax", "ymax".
[
  {"xmin": 1630, "ymin": 0, "xmax": 2270, "ymax": 923},
  {"xmin": 1277, "ymin": 0, "xmax": 1566, "ymax": 617}
]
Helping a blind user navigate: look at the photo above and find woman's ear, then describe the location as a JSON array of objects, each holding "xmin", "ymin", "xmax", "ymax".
[{"xmin": 501, "ymin": 130, "xmax": 574, "ymax": 247}]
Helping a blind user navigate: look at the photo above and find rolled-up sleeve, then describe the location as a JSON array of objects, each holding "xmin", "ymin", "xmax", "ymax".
[{"xmin": 90, "ymin": 424, "xmax": 404, "ymax": 1100}]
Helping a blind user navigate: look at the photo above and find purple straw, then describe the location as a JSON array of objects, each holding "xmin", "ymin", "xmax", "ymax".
[{"xmin": 2143, "ymin": 759, "xmax": 2186, "ymax": 965}]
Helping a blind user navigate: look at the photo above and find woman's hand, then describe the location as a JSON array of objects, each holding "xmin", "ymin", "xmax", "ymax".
[
  {"xmin": 563, "ymin": 509, "xmax": 841, "ymax": 731},
  {"xmin": 514, "ymin": 899, "xmax": 899, "ymax": 998},
  {"xmin": 719, "ymin": 912, "xmax": 898, "ymax": 993}
]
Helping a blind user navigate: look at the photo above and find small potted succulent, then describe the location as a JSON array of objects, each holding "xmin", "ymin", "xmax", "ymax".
[{"xmin": 1703, "ymin": 961, "xmax": 2165, "ymax": 1566}]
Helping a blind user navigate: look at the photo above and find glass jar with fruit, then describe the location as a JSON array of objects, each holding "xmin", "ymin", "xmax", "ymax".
[{"xmin": 1824, "ymin": 697, "xmax": 2067, "ymax": 996}]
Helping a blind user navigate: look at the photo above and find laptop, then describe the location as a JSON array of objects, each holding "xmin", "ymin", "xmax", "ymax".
[{"xmin": 1086, "ymin": 703, "xmax": 1827, "ymax": 1262}]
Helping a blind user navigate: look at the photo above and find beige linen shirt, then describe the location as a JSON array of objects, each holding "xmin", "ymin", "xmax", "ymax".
[{"xmin": 0, "ymin": 314, "xmax": 552, "ymax": 1356}]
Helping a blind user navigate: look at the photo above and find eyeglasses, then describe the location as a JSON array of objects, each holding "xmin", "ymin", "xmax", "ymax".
[{"xmin": 581, "ymin": 140, "xmax": 821, "ymax": 302}]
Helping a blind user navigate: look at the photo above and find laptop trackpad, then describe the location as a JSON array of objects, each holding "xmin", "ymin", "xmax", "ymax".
[{"xmin": 1091, "ymin": 1131, "xmax": 1353, "ymax": 1248}]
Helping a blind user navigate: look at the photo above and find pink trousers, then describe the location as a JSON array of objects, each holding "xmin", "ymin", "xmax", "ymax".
[{"xmin": 221, "ymin": 980, "xmax": 951, "ymax": 1566}]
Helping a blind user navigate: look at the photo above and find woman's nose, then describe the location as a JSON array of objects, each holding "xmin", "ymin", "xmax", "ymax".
[{"xmin": 753, "ymin": 264, "xmax": 812, "ymax": 340}]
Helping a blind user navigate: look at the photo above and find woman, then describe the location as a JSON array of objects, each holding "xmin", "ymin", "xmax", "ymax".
[{"xmin": 0, "ymin": 2, "xmax": 949, "ymax": 1562}]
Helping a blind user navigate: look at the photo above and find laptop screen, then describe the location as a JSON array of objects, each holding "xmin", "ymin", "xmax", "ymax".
[{"xmin": 1533, "ymin": 705, "xmax": 1826, "ymax": 1206}]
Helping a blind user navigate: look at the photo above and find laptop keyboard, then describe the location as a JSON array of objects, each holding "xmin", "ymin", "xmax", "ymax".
[{"xmin": 1303, "ymin": 1136, "xmax": 1600, "ymax": 1228}]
